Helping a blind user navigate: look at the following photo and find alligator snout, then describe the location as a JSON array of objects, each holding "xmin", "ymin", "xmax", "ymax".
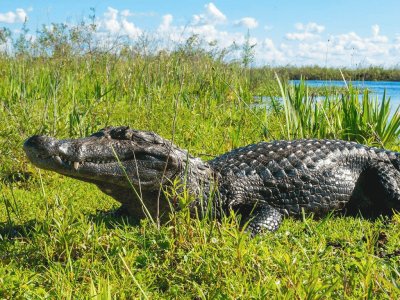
[
  {"xmin": 23, "ymin": 135, "xmax": 57, "ymax": 155},
  {"xmin": 24, "ymin": 134, "xmax": 87, "ymax": 164}
]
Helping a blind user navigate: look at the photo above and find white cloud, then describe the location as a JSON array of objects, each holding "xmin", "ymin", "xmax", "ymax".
[
  {"xmin": 205, "ymin": 3, "xmax": 226, "ymax": 23},
  {"xmin": 102, "ymin": 7, "xmax": 142, "ymax": 39},
  {"xmin": 283, "ymin": 22, "xmax": 400, "ymax": 66},
  {"xmin": 15, "ymin": 8, "xmax": 27, "ymax": 22},
  {"xmin": 192, "ymin": 2, "xmax": 226, "ymax": 25},
  {"xmin": 0, "ymin": 8, "xmax": 28, "ymax": 24},
  {"xmin": 368, "ymin": 24, "xmax": 388, "ymax": 43},
  {"xmin": 284, "ymin": 24, "xmax": 397, "ymax": 66},
  {"xmin": 234, "ymin": 17, "xmax": 258, "ymax": 29},
  {"xmin": 371, "ymin": 24, "xmax": 380, "ymax": 37},
  {"xmin": 158, "ymin": 14, "xmax": 173, "ymax": 32},
  {"xmin": 121, "ymin": 9, "xmax": 132, "ymax": 18},
  {"xmin": 121, "ymin": 19, "xmax": 141, "ymax": 39},
  {"xmin": 295, "ymin": 22, "xmax": 325, "ymax": 33},
  {"xmin": 297, "ymin": 41, "xmax": 328, "ymax": 61},
  {"xmin": 99, "ymin": 5, "xmax": 399, "ymax": 67},
  {"xmin": 285, "ymin": 32, "xmax": 316, "ymax": 41},
  {"xmin": 153, "ymin": 3, "xmax": 240, "ymax": 49},
  {"xmin": 104, "ymin": 7, "xmax": 120, "ymax": 33},
  {"xmin": 98, "ymin": 4, "xmax": 256, "ymax": 62},
  {"xmin": 286, "ymin": 22, "xmax": 325, "ymax": 41},
  {"xmin": 331, "ymin": 29, "xmax": 389, "ymax": 55},
  {"xmin": 154, "ymin": 10, "xmax": 397, "ymax": 66},
  {"xmin": 257, "ymin": 38, "xmax": 285, "ymax": 64}
]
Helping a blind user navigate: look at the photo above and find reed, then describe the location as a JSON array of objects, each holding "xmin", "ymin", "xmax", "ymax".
[{"xmin": 271, "ymin": 78, "xmax": 400, "ymax": 147}]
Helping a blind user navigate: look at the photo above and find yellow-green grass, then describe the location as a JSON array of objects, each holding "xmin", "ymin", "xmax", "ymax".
[{"xmin": 1, "ymin": 50, "xmax": 399, "ymax": 298}]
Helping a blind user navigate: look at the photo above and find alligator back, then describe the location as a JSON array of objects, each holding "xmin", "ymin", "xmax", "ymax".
[{"xmin": 208, "ymin": 139, "xmax": 400, "ymax": 217}]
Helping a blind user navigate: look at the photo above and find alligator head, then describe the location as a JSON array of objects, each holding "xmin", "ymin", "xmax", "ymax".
[{"xmin": 23, "ymin": 126, "xmax": 213, "ymax": 219}]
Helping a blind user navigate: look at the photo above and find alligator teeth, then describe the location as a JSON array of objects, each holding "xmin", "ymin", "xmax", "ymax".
[
  {"xmin": 73, "ymin": 161, "xmax": 80, "ymax": 170},
  {"xmin": 54, "ymin": 155, "xmax": 63, "ymax": 165}
]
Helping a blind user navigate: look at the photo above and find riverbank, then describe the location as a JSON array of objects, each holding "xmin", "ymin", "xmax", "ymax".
[
  {"xmin": 291, "ymin": 79, "xmax": 400, "ymax": 109},
  {"xmin": 258, "ymin": 65, "xmax": 400, "ymax": 82}
]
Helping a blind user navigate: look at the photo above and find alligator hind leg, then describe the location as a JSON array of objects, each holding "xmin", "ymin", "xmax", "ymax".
[
  {"xmin": 374, "ymin": 162, "xmax": 400, "ymax": 212},
  {"xmin": 245, "ymin": 204, "xmax": 283, "ymax": 236},
  {"xmin": 349, "ymin": 161, "xmax": 400, "ymax": 217}
]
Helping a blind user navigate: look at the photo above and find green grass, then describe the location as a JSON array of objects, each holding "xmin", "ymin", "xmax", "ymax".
[
  {"xmin": 0, "ymin": 38, "xmax": 400, "ymax": 298},
  {"xmin": 271, "ymin": 78, "xmax": 400, "ymax": 146},
  {"xmin": 1, "ymin": 179, "xmax": 400, "ymax": 298}
]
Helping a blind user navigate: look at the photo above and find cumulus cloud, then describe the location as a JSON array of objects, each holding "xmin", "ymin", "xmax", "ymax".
[
  {"xmin": 99, "ymin": 5, "xmax": 398, "ymax": 67},
  {"xmin": 192, "ymin": 2, "xmax": 226, "ymax": 25},
  {"xmin": 103, "ymin": 7, "xmax": 120, "ymax": 33},
  {"xmin": 368, "ymin": 24, "xmax": 388, "ymax": 43},
  {"xmin": 153, "ymin": 3, "xmax": 238, "ymax": 48},
  {"xmin": 281, "ymin": 23, "xmax": 398, "ymax": 66},
  {"xmin": 280, "ymin": 23, "xmax": 398, "ymax": 66},
  {"xmin": 121, "ymin": 19, "xmax": 141, "ymax": 39},
  {"xmin": 285, "ymin": 32, "xmax": 316, "ymax": 41},
  {"xmin": 329, "ymin": 26, "xmax": 390, "ymax": 63},
  {"xmin": 97, "ymin": 4, "xmax": 267, "ymax": 64},
  {"xmin": 152, "ymin": 9, "xmax": 398, "ymax": 66},
  {"xmin": 371, "ymin": 24, "xmax": 380, "ymax": 37},
  {"xmin": 120, "ymin": 9, "xmax": 132, "ymax": 18},
  {"xmin": 234, "ymin": 17, "xmax": 258, "ymax": 29},
  {"xmin": 0, "ymin": 8, "xmax": 28, "ymax": 24},
  {"xmin": 102, "ymin": 7, "xmax": 142, "ymax": 39},
  {"xmin": 205, "ymin": 2, "xmax": 226, "ymax": 23},
  {"xmin": 295, "ymin": 22, "xmax": 325, "ymax": 33},
  {"xmin": 158, "ymin": 14, "xmax": 173, "ymax": 32},
  {"xmin": 286, "ymin": 22, "xmax": 325, "ymax": 41},
  {"xmin": 256, "ymin": 38, "xmax": 285, "ymax": 64}
]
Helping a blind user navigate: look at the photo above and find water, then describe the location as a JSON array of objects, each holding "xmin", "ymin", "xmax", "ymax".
[{"xmin": 291, "ymin": 80, "xmax": 400, "ymax": 110}]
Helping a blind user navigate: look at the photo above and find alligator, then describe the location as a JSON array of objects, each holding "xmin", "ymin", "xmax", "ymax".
[{"xmin": 23, "ymin": 126, "xmax": 400, "ymax": 235}]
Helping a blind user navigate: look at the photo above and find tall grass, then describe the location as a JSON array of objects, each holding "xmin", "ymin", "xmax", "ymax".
[{"xmin": 272, "ymin": 76, "xmax": 400, "ymax": 146}]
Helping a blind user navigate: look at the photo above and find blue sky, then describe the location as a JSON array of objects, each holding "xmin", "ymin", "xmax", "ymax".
[{"xmin": 1, "ymin": 1, "xmax": 400, "ymax": 67}]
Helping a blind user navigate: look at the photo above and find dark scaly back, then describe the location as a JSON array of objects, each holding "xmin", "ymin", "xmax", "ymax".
[
  {"xmin": 208, "ymin": 139, "xmax": 400, "ymax": 216},
  {"xmin": 210, "ymin": 139, "xmax": 363, "ymax": 174},
  {"xmin": 210, "ymin": 139, "xmax": 399, "ymax": 177}
]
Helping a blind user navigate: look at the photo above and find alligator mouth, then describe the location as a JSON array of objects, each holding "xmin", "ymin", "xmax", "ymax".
[
  {"xmin": 23, "ymin": 134, "xmax": 178, "ymax": 188},
  {"xmin": 34, "ymin": 153, "xmax": 118, "ymax": 170},
  {"xmin": 32, "ymin": 152, "xmax": 168, "ymax": 171}
]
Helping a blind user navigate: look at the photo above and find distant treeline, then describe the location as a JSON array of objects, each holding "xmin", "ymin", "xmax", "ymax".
[{"xmin": 256, "ymin": 65, "xmax": 400, "ymax": 82}]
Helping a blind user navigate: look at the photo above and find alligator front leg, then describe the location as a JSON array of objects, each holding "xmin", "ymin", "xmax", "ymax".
[{"xmin": 246, "ymin": 204, "xmax": 283, "ymax": 236}]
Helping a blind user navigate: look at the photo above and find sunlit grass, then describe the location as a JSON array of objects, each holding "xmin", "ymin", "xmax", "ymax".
[
  {"xmin": 271, "ymin": 76, "xmax": 400, "ymax": 147},
  {"xmin": 0, "ymin": 28, "xmax": 399, "ymax": 297}
]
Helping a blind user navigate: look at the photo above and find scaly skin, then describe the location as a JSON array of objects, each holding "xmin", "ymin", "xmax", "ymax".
[{"xmin": 23, "ymin": 126, "xmax": 400, "ymax": 235}]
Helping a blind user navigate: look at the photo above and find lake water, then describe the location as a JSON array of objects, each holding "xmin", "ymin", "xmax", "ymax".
[{"xmin": 291, "ymin": 80, "xmax": 400, "ymax": 110}]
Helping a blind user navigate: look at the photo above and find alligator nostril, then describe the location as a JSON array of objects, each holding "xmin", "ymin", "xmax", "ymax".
[
  {"xmin": 23, "ymin": 135, "xmax": 44, "ymax": 150},
  {"xmin": 23, "ymin": 135, "xmax": 57, "ymax": 153}
]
